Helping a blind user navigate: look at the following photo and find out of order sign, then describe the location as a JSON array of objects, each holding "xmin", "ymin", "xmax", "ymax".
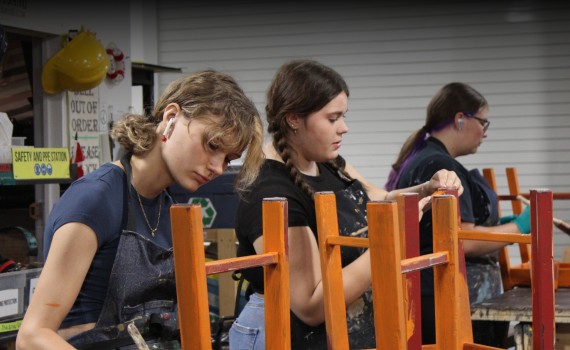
[{"xmin": 188, "ymin": 197, "xmax": 217, "ymax": 228}]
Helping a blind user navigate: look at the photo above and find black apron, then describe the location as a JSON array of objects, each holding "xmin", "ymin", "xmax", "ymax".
[
  {"xmin": 67, "ymin": 154, "xmax": 180, "ymax": 350},
  {"xmin": 301, "ymin": 180, "xmax": 376, "ymax": 349},
  {"xmin": 465, "ymin": 168, "xmax": 502, "ymax": 304},
  {"xmin": 465, "ymin": 169, "xmax": 509, "ymax": 347}
]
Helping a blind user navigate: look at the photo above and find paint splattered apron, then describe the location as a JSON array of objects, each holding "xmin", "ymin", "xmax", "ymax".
[
  {"xmin": 465, "ymin": 169, "xmax": 508, "ymax": 347},
  {"xmin": 302, "ymin": 180, "xmax": 376, "ymax": 349},
  {"xmin": 67, "ymin": 155, "xmax": 179, "ymax": 350},
  {"xmin": 465, "ymin": 169, "xmax": 502, "ymax": 304}
]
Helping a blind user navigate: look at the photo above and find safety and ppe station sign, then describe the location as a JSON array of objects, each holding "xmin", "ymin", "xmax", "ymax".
[{"xmin": 11, "ymin": 147, "xmax": 70, "ymax": 180}]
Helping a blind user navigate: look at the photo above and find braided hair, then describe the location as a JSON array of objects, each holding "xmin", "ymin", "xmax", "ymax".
[{"xmin": 266, "ymin": 60, "xmax": 351, "ymax": 198}]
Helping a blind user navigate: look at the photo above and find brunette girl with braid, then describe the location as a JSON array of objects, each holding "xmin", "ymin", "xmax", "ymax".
[
  {"xmin": 18, "ymin": 70, "xmax": 264, "ymax": 350},
  {"xmin": 230, "ymin": 59, "xmax": 463, "ymax": 349}
]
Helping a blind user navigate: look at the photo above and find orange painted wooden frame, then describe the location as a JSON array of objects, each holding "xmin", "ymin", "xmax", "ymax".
[
  {"xmin": 431, "ymin": 195, "xmax": 477, "ymax": 349},
  {"xmin": 315, "ymin": 191, "xmax": 350, "ymax": 349},
  {"xmin": 171, "ymin": 198, "xmax": 291, "ymax": 350},
  {"xmin": 315, "ymin": 191, "xmax": 504, "ymax": 350},
  {"xmin": 458, "ymin": 190, "xmax": 555, "ymax": 350},
  {"xmin": 482, "ymin": 167, "xmax": 570, "ymax": 290}
]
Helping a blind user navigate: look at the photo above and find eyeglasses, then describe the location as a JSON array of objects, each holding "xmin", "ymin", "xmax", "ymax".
[{"xmin": 464, "ymin": 113, "xmax": 490, "ymax": 132}]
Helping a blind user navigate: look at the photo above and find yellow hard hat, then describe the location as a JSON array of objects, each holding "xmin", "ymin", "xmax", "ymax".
[{"xmin": 42, "ymin": 31, "xmax": 110, "ymax": 94}]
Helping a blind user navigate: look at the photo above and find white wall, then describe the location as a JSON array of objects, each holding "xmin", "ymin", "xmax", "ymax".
[
  {"xmin": 130, "ymin": 0, "xmax": 158, "ymax": 65},
  {"xmin": 129, "ymin": 0, "xmax": 162, "ymax": 112},
  {"xmin": 154, "ymin": 0, "xmax": 570, "ymax": 261}
]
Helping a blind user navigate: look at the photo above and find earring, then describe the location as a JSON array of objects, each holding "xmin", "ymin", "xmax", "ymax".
[
  {"xmin": 289, "ymin": 124, "xmax": 297, "ymax": 134},
  {"xmin": 161, "ymin": 118, "xmax": 175, "ymax": 142}
]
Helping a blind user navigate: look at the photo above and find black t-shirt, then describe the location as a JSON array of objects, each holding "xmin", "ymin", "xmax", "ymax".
[
  {"xmin": 235, "ymin": 158, "xmax": 351, "ymax": 292},
  {"xmin": 237, "ymin": 157, "xmax": 383, "ymax": 349}
]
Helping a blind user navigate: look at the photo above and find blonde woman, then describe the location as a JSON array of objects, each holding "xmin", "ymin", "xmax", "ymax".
[{"xmin": 17, "ymin": 70, "xmax": 264, "ymax": 350}]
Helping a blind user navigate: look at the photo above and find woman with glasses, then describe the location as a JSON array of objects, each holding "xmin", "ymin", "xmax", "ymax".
[{"xmin": 385, "ymin": 82, "xmax": 530, "ymax": 347}]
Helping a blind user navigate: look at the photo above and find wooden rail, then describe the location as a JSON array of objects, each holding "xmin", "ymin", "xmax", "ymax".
[
  {"xmin": 171, "ymin": 198, "xmax": 291, "ymax": 350},
  {"xmin": 315, "ymin": 188, "xmax": 554, "ymax": 349}
]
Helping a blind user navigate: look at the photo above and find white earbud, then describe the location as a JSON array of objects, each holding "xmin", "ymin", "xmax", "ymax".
[
  {"xmin": 162, "ymin": 118, "xmax": 175, "ymax": 142},
  {"xmin": 458, "ymin": 118, "xmax": 463, "ymax": 130}
]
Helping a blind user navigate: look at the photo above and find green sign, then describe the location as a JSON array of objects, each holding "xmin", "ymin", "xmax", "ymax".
[
  {"xmin": 0, "ymin": 319, "xmax": 22, "ymax": 333},
  {"xmin": 188, "ymin": 197, "xmax": 217, "ymax": 228}
]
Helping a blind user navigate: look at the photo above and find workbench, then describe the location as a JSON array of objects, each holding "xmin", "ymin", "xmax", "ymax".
[{"xmin": 471, "ymin": 287, "xmax": 570, "ymax": 349}]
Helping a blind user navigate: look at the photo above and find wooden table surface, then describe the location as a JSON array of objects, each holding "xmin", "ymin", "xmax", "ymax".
[{"xmin": 470, "ymin": 287, "xmax": 570, "ymax": 323}]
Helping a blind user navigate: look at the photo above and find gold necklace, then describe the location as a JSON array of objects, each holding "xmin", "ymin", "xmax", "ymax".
[{"xmin": 136, "ymin": 191, "xmax": 162, "ymax": 237}]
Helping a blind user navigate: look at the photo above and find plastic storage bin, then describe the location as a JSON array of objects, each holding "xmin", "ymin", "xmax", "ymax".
[
  {"xmin": 0, "ymin": 270, "xmax": 26, "ymax": 319},
  {"xmin": 0, "ymin": 268, "xmax": 42, "ymax": 343}
]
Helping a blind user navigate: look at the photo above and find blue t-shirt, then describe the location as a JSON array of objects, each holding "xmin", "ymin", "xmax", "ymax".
[{"xmin": 44, "ymin": 163, "xmax": 172, "ymax": 327}]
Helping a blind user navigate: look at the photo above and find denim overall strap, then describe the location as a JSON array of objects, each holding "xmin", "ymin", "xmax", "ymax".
[
  {"xmin": 67, "ymin": 153, "xmax": 178, "ymax": 349},
  {"xmin": 121, "ymin": 152, "xmax": 140, "ymax": 233}
]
